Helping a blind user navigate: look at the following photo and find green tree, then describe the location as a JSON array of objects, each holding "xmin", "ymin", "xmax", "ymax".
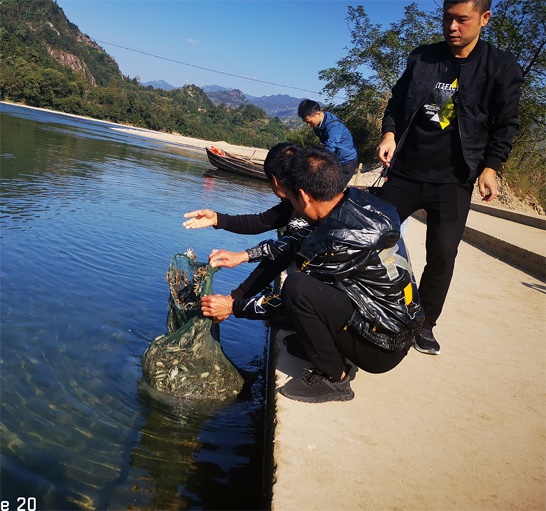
[
  {"xmin": 240, "ymin": 104, "xmax": 267, "ymax": 122},
  {"xmin": 320, "ymin": 4, "xmax": 440, "ymax": 100},
  {"xmin": 0, "ymin": 56, "xmax": 41, "ymax": 104},
  {"xmin": 317, "ymin": 4, "xmax": 441, "ymax": 161},
  {"xmin": 485, "ymin": 0, "xmax": 546, "ymax": 206},
  {"xmin": 39, "ymin": 68, "xmax": 72, "ymax": 107}
]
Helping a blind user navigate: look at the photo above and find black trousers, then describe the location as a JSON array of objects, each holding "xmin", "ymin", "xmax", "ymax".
[
  {"xmin": 341, "ymin": 158, "xmax": 359, "ymax": 187},
  {"xmin": 378, "ymin": 176, "xmax": 473, "ymax": 329},
  {"xmin": 281, "ymin": 272, "xmax": 408, "ymax": 381}
]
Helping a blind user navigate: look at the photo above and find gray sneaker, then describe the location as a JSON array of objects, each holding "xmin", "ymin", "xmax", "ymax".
[
  {"xmin": 414, "ymin": 328, "xmax": 441, "ymax": 355},
  {"xmin": 280, "ymin": 368, "xmax": 354, "ymax": 403}
]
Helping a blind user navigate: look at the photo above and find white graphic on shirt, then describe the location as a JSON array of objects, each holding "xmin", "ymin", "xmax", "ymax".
[{"xmin": 425, "ymin": 78, "xmax": 459, "ymax": 130}]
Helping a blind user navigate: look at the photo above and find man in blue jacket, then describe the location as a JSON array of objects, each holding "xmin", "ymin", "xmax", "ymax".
[
  {"xmin": 298, "ymin": 99, "xmax": 359, "ymax": 185},
  {"xmin": 376, "ymin": 0, "xmax": 523, "ymax": 355}
]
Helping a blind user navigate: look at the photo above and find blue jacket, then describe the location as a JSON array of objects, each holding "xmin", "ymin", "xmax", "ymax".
[{"xmin": 314, "ymin": 111, "xmax": 358, "ymax": 164}]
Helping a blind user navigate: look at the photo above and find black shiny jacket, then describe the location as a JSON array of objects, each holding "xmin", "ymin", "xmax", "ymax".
[{"xmin": 233, "ymin": 188, "xmax": 424, "ymax": 351}]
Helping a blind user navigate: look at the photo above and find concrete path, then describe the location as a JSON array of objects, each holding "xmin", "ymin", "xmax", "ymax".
[
  {"xmin": 466, "ymin": 206, "xmax": 546, "ymax": 258},
  {"xmin": 270, "ymin": 210, "xmax": 546, "ymax": 511}
]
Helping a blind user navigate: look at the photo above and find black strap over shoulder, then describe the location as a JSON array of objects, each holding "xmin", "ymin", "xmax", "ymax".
[{"xmin": 324, "ymin": 119, "xmax": 345, "ymax": 129}]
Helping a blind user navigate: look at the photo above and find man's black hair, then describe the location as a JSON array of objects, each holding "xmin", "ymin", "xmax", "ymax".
[
  {"xmin": 444, "ymin": 0, "xmax": 491, "ymax": 14},
  {"xmin": 263, "ymin": 142, "xmax": 304, "ymax": 183},
  {"xmin": 297, "ymin": 99, "xmax": 321, "ymax": 119},
  {"xmin": 279, "ymin": 146, "xmax": 345, "ymax": 202}
]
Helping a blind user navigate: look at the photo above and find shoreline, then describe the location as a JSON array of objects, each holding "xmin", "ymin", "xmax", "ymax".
[
  {"xmin": 2, "ymin": 101, "xmax": 542, "ymax": 216},
  {"xmin": 0, "ymin": 101, "xmax": 269, "ymax": 161}
]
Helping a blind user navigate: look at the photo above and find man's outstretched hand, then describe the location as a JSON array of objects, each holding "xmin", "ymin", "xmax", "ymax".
[{"xmin": 183, "ymin": 209, "xmax": 218, "ymax": 229}]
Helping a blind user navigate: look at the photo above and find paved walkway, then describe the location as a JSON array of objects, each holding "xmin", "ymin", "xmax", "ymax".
[{"xmin": 270, "ymin": 208, "xmax": 546, "ymax": 511}]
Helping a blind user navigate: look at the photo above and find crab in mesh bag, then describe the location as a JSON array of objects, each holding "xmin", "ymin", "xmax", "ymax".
[{"xmin": 142, "ymin": 249, "xmax": 244, "ymax": 401}]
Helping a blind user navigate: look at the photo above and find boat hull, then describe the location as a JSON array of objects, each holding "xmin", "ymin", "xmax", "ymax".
[{"xmin": 206, "ymin": 147, "xmax": 267, "ymax": 181}]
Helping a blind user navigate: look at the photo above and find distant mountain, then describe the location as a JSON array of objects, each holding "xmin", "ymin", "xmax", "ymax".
[
  {"xmin": 206, "ymin": 89, "xmax": 248, "ymax": 108},
  {"xmin": 248, "ymin": 94, "xmax": 308, "ymax": 119},
  {"xmin": 142, "ymin": 80, "xmax": 177, "ymax": 90},
  {"xmin": 201, "ymin": 85, "xmax": 233, "ymax": 93},
  {"xmin": 138, "ymin": 81, "xmax": 318, "ymax": 118},
  {"xmin": 202, "ymin": 86, "xmax": 313, "ymax": 119}
]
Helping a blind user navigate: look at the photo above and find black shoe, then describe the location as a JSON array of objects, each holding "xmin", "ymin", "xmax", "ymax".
[
  {"xmin": 283, "ymin": 334, "xmax": 309, "ymax": 361},
  {"xmin": 414, "ymin": 328, "xmax": 441, "ymax": 355},
  {"xmin": 280, "ymin": 368, "xmax": 354, "ymax": 403}
]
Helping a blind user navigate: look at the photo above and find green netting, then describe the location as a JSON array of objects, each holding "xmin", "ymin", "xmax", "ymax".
[{"xmin": 142, "ymin": 249, "xmax": 244, "ymax": 401}]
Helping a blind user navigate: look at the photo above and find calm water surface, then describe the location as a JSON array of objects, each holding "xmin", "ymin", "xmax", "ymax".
[{"xmin": 0, "ymin": 103, "xmax": 278, "ymax": 510}]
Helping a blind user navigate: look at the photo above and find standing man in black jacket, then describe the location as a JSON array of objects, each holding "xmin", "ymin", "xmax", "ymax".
[{"xmin": 376, "ymin": 0, "xmax": 523, "ymax": 355}]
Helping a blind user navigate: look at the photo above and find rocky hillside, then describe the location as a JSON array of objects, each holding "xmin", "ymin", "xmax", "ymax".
[
  {"xmin": 206, "ymin": 88, "xmax": 249, "ymax": 108},
  {"xmin": 1, "ymin": 0, "xmax": 122, "ymax": 87}
]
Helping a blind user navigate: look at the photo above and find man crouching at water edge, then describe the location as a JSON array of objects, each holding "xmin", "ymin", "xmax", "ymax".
[{"xmin": 201, "ymin": 146, "xmax": 424, "ymax": 403}]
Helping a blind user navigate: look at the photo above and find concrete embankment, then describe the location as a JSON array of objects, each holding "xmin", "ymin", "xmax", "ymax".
[
  {"xmin": 413, "ymin": 204, "xmax": 546, "ymax": 281},
  {"xmin": 269, "ymin": 200, "xmax": 546, "ymax": 511}
]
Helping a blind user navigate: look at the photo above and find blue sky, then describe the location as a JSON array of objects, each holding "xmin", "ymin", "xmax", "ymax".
[{"xmin": 55, "ymin": 1, "xmax": 438, "ymax": 101}]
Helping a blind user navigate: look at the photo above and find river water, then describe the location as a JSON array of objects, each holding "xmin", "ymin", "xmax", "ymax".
[{"xmin": 0, "ymin": 103, "xmax": 278, "ymax": 510}]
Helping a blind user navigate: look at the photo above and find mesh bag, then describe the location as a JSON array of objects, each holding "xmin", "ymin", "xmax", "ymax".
[{"xmin": 142, "ymin": 249, "xmax": 244, "ymax": 401}]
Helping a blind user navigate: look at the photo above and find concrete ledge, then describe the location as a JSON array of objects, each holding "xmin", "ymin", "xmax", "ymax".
[
  {"xmin": 463, "ymin": 225, "xmax": 546, "ymax": 281},
  {"xmin": 470, "ymin": 203, "xmax": 546, "ymax": 230},
  {"xmin": 412, "ymin": 210, "xmax": 546, "ymax": 282}
]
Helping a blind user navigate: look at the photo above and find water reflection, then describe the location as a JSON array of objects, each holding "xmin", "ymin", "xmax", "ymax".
[
  {"xmin": 92, "ymin": 383, "xmax": 227, "ymax": 510},
  {"xmin": 0, "ymin": 103, "xmax": 276, "ymax": 509}
]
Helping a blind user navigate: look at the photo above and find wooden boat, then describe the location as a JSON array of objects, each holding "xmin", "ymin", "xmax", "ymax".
[{"xmin": 206, "ymin": 146, "xmax": 267, "ymax": 181}]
